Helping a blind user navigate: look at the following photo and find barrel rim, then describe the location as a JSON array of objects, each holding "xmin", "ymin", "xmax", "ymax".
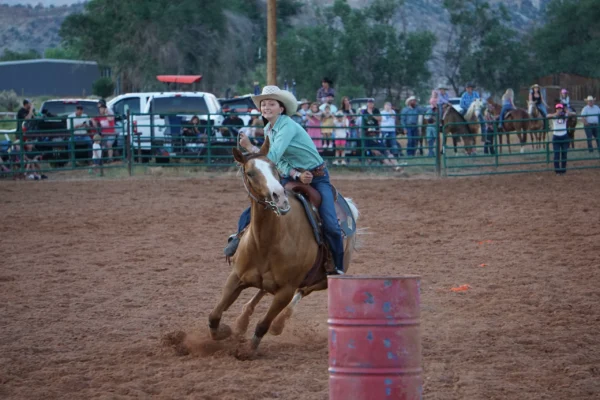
[{"xmin": 327, "ymin": 274, "xmax": 421, "ymax": 280}]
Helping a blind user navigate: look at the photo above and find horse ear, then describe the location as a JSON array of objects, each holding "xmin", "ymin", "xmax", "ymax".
[
  {"xmin": 259, "ymin": 136, "xmax": 270, "ymax": 156},
  {"xmin": 232, "ymin": 147, "xmax": 246, "ymax": 164}
]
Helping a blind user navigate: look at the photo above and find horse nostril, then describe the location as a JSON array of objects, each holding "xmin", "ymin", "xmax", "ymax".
[{"xmin": 272, "ymin": 192, "xmax": 279, "ymax": 202}]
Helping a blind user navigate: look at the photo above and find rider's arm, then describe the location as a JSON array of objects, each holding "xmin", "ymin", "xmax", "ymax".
[
  {"xmin": 267, "ymin": 121, "xmax": 296, "ymax": 168},
  {"xmin": 459, "ymin": 94, "xmax": 468, "ymax": 110}
]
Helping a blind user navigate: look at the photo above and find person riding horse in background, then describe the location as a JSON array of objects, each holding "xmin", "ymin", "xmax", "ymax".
[
  {"xmin": 226, "ymin": 86, "xmax": 346, "ymax": 276},
  {"xmin": 529, "ymin": 84, "xmax": 548, "ymax": 118},
  {"xmin": 559, "ymin": 89, "xmax": 575, "ymax": 112},
  {"xmin": 498, "ymin": 88, "xmax": 516, "ymax": 131},
  {"xmin": 460, "ymin": 82, "xmax": 485, "ymax": 133}
]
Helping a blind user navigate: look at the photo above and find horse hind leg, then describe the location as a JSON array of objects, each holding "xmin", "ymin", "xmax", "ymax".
[
  {"xmin": 234, "ymin": 290, "xmax": 267, "ymax": 336},
  {"xmin": 208, "ymin": 271, "xmax": 248, "ymax": 341}
]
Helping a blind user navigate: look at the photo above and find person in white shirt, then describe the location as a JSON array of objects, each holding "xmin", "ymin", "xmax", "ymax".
[
  {"xmin": 68, "ymin": 105, "xmax": 91, "ymax": 162},
  {"xmin": 581, "ymin": 95, "xmax": 600, "ymax": 153},
  {"xmin": 332, "ymin": 111, "xmax": 348, "ymax": 165},
  {"xmin": 380, "ymin": 102, "xmax": 399, "ymax": 157},
  {"xmin": 319, "ymin": 95, "xmax": 338, "ymax": 114},
  {"xmin": 90, "ymin": 134, "xmax": 103, "ymax": 175},
  {"xmin": 547, "ymin": 103, "xmax": 576, "ymax": 175}
]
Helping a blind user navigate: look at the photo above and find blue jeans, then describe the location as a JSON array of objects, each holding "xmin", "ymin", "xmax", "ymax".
[
  {"xmin": 552, "ymin": 134, "xmax": 569, "ymax": 174},
  {"xmin": 499, "ymin": 104, "xmax": 514, "ymax": 126},
  {"xmin": 382, "ymin": 130, "xmax": 400, "ymax": 156},
  {"xmin": 536, "ymin": 104, "xmax": 547, "ymax": 118},
  {"xmin": 406, "ymin": 127, "xmax": 419, "ymax": 156},
  {"xmin": 426, "ymin": 126, "xmax": 436, "ymax": 157},
  {"xmin": 584, "ymin": 124, "xmax": 599, "ymax": 152},
  {"xmin": 237, "ymin": 168, "xmax": 345, "ymax": 270}
]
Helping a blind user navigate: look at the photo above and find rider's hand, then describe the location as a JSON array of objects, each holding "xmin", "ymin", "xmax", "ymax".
[
  {"xmin": 239, "ymin": 133, "xmax": 252, "ymax": 151},
  {"xmin": 300, "ymin": 171, "xmax": 313, "ymax": 184}
]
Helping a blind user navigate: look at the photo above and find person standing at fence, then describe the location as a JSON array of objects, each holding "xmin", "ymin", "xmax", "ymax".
[
  {"xmin": 401, "ymin": 96, "xmax": 423, "ymax": 157},
  {"xmin": 547, "ymin": 103, "xmax": 576, "ymax": 175},
  {"xmin": 92, "ymin": 103, "xmax": 116, "ymax": 162},
  {"xmin": 332, "ymin": 111, "xmax": 348, "ymax": 165},
  {"xmin": 581, "ymin": 96, "xmax": 600, "ymax": 153},
  {"xmin": 16, "ymin": 99, "xmax": 35, "ymax": 133},
  {"xmin": 380, "ymin": 102, "xmax": 399, "ymax": 157},
  {"xmin": 68, "ymin": 105, "xmax": 92, "ymax": 162},
  {"xmin": 90, "ymin": 134, "xmax": 103, "ymax": 176},
  {"xmin": 317, "ymin": 77, "xmax": 335, "ymax": 104},
  {"xmin": 340, "ymin": 96, "xmax": 357, "ymax": 149},
  {"xmin": 424, "ymin": 104, "xmax": 438, "ymax": 157},
  {"xmin": 306, "ymin": 102, "xmax": 323, "ymax": 150}
]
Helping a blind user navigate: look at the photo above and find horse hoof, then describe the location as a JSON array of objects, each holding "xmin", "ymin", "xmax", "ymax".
[
  {"xmin": 210, "ymin": 324, "xmax": 232, "ymax": 341},
  {"xmin": 250, "ymin": 334, "xmax": 262, "ymax": 350}
]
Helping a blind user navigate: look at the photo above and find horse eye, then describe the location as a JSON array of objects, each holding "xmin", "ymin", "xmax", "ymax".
[{"xmin": 247, "ymin": 171, "xmax": 255, "ymax": 178}]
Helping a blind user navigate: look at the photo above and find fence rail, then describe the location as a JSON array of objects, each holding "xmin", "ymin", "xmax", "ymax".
[{"xmin": 1, "ymin": 112, "xmax": 599, "ymax": 179}]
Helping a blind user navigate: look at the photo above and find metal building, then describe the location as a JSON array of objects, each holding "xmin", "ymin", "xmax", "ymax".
[{"xmin": 0, "ymin": 59, "xmax": 109, "ymax": 97}]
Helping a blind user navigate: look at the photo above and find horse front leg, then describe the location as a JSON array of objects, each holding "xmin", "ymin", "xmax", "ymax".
[
  {"xmin": 208, "ymin": 271, "xmax": 248, "ymax": 341},
  {"xmin": 250, "ymin": 286, "xmax": 295, "ymax": 350},
  {"xmin": 269, "ymin": 290, "xmax": 304, "ymax": 336},
  {"xmin": 234, "ymin": 289, "xmax": 267, "ymax": 336}
]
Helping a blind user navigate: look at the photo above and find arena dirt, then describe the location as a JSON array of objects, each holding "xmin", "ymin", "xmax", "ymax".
[{"xmin": 1, "ymin": 171, "xmax": 599, "ymax": 399}]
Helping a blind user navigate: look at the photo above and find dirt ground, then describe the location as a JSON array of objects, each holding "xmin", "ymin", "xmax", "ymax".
[{"xmin": 1, "ymin": 171, "xmax": 599, "ymax": 400}]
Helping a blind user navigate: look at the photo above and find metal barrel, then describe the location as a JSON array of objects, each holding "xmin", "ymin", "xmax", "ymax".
[{"xmin": 328, "ymin": 275, "xmax": 422, "ymax": 400}]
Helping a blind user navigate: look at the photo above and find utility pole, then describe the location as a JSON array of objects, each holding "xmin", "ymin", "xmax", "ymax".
[{"xmin": 267, "ymin": 0, "xmax": 277, "ymax": 85}]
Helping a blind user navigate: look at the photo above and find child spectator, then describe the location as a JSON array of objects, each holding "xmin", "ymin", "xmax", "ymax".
[
  {"xmin": 92, "ymin": 103, "xmax": 116, "ymax": 162},
  {"xmin": 380, "ymin": 102, "xmax": 399, "ymax": 157},
  {"xmin": 332, "ymin": 111, "xmax": 348, "ymax": 165},
  {"xmin": 23, "ymin": 142, "xmax": 46, "ymax": 180},
  {"xmin": 91, "ymin": 134, "xmax": 103, "ymax": 175},
  {"xmin": 306, "ymin": 102, "xmax": 323, "ymax": 150},
  {"xmin": 320, "ymin": 105, "xmax": 334, "ymax": 149}
]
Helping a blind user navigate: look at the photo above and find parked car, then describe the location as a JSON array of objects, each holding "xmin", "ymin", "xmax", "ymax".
[
  {"xmin": 131, "ymin": 92, "xmax": 224, "ymax": 162},
  {"xmin": 218, "ymin": 95, "xmax": 257, "ymax": 125},
  {"xmin": 350, "ymin": 98, "xmax": 375, "ymax": 112}
]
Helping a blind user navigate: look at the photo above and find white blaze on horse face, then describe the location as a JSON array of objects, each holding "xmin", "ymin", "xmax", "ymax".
[{"xmin": 254, "ymin": 159, "xmax": 288, "ymax": 209}]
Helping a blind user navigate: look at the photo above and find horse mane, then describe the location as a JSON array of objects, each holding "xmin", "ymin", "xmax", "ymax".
[{"xmin": 464, "ymin": 100, "xmax": 480, "ymax": 120}]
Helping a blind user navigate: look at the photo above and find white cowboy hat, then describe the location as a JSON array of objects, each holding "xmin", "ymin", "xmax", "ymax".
[
  {"xmin": 250, "ymin": 109, "xmax": 261, "ymax": 115},
  {"xmin": 437, "ymin": 84, "xmax": 448, "ymax": 90},
  {"xmin": 585, "ymin": 95, "xmax": 596, "ymax": 101},
  {"xmin": 252, "ymin": 85, "xmax": 298, "ymax": 116},
  {"xmin": 405, "ymin": 96, "xmax": 417, "ymax": 106}
]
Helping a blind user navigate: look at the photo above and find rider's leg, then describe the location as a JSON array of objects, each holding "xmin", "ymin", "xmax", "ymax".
[
  {"xmin": 224, "ymin": 207, "xmax": 251, "ymax": 256},
  {"xmin": 311, "ymin": 170, "xmax": 345, "ymax": 275}
]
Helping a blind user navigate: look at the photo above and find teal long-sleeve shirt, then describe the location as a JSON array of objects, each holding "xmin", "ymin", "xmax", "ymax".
[{"xmin": 264, "ymin": 114, "xmax": 324, "ymax": 177}]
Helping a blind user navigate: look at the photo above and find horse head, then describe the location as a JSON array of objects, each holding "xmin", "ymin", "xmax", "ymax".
[
  {"xmin": 527, "ymin": 101, "xmax": 537, "ymax": 116},
  {"xmin": 233, "ymin": 137, "xmax": 291, "ymax": 216},
  {"xmin": 466, "ymin": 98, "xmax": 483, "ymax": 120}
]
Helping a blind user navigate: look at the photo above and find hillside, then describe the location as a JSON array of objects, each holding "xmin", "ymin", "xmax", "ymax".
[{"xmin": 1, "ymin": 0, "xmax": 549, "ymax": 58}]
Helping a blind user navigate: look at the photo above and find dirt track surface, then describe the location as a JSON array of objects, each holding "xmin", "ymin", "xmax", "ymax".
[{"xmin": 1, "ymin": 172, "xmax": 599, "ymax": 400}]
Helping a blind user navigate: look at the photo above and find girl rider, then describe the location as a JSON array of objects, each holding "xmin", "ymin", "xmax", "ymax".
[{"xmin": 224, "ymin": 86, "xmax": 345, "ymax": 275}]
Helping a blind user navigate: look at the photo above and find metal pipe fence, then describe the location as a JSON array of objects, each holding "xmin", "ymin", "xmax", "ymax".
[{"xmin": 1, "ymin": 112, "xmax": 599, "ymax": 179}]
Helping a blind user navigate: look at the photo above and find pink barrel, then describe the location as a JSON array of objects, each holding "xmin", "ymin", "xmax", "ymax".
[{"xmin": 328, "ymin": 275, "xmax": 422, "ymax": 400}]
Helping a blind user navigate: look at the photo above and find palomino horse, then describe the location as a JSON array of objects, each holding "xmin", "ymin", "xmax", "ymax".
[
  {"xmin": 207, "ymin": 138, "xmax": 359, "ymax": 353},
  {"xmin": 527, "ymin": 101, "xmax": 547, "ymax": 151},
  {"xmin": 441, "ymin": 102, "xmax": 479, "ymax": 155}
]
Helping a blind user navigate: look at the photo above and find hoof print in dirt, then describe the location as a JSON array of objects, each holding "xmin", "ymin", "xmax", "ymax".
[{"xmin": 161, "ymin": 330, "xmax": 190, "ymax": 356}]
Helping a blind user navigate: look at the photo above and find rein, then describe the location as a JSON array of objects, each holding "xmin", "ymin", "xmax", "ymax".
[{"xmin": 239, "ymin": 164, "xmax": 285, "ymax": 216}]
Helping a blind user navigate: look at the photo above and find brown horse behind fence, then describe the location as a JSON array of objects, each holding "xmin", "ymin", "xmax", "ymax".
[
  {"xmin": 207, "ymin": 138, "xmax": 359, "ymax": 354},
  {"xmin": 501, "ymin": 109, "xmax": 530, "ymax": 154},
  {"xmin": 527, "ymin": 101, "xmax": 547, "ymax": 151},
  {"xmin": 442, "ymin": 103, "xmax": 477, "ymax": 155}
]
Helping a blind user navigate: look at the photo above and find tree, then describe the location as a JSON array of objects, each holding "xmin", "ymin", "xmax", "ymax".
[
  {"xmin": 278, "ymin": 0, "xmax": 436, "ymax": 103},
  {"xmin": 0, "ymin": 90, "xmax": 20, "ymax": 112},
  {"xmin": 441, "ymin": 0, "xmax": 530, "ymax": 96},
  {"xmin": 531, "ymin": 0, "xmax": 600, "ymax": 78},
  {"xmin": 92, "ymin": 77, "xmax": 115, "ymax": 98},
  {"xmin": 44, "ymin": 46, "xmax": 80, "ymax": 60},
  {"xmin": 0, "ymin": 49, "xmax": 41, "ymax": 62}
]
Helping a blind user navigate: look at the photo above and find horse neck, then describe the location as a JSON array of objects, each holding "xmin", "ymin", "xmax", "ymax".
[{"xmin": 248, "ymin": 199, "xmax": 284, "ymax": 242}]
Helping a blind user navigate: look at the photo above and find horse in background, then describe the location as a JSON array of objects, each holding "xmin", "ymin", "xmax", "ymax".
[
  {"xmin": 527, "ymin": 101, "xmax": 547, "ymax": 151},
  {"xmin": 441, "ymin": 103, "xmax": 477, "ymax": 155},
  {"xmin": 502, "ymin": 108, "xmax": 531, "ymax": 153},
  {"xmin": 207, "ymin": 138, "xmax": 359, "ymax": 354}
]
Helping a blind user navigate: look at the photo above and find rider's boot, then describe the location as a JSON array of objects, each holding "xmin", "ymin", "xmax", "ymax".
[{"xmin": 224, "ymin": 234, "xmax": 240, "ymax": 257}]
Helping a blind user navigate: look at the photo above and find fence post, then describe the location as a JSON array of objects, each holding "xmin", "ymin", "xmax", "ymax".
[
  {"xmin": 126, "ymin": 110, "xmax": 132, "ymax": 176},
  {"xmin": 18, "ymin": 129, "xmax": 24, "ymax": 177},
  {"xmin": 494, "ymin": 122, "xmax": 499, "ymax": 169},
  {"xmin": 435, "ymin": 112, "xmax": 441, "ymax": 177},
  {"xmin": 207, "ymin": 113, "xmax": 212, "ymax": 165},
  {"xmin": 69, "ymin": 117, "xmax": 76, "ymax": 169}
]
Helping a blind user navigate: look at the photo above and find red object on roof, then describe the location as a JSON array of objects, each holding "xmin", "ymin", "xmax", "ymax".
[{"xmin": 156, "ymin": 75, "xmax": 202, "ymax": 84}]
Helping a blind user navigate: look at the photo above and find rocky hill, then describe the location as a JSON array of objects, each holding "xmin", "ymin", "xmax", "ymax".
[{"xmin": 1, "ymin": 0, "xmax": 549, "ymax": 57}]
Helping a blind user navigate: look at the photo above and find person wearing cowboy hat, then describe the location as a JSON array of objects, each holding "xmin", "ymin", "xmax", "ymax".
[
  {"xmin": 401, "ymin": 96, "xmax": 424, "ymax": 156},
  {"xmin": 226, "ymin": 85, "xmax": 346, "ymax": 275},
  {"xmin": 581, "ymin": 95, "xmax": 600, "ymax": 152},
  {"xmin": 460, "ymin": 82, "xmax": 485, "ymax": 133},
  {"xmin": 528, "ymin": 84, "xmax": 548, "ymax": 118},
  {"xmin": 436, "ymin": 84, "xmax": 450, "ymax": 109},
  {"xmin": 317, "ymin": 77, "xmax": 335, "ymax": 104}
]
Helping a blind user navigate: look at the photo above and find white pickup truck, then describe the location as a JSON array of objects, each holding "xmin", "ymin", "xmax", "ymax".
[{"xmin": 131, "ymin": 92, "xmax": 223, "ymax": 159}]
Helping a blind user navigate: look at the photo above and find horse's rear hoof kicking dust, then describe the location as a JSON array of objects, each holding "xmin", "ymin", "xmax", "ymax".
[{"xmin": 207, "ymin": 138, "xmax": 359, "ymax": 353}]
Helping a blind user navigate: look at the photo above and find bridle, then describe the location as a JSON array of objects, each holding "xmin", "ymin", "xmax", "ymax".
[{"xmin": 239, "ymin": 160, "xmax": 290, "ymax": 216}]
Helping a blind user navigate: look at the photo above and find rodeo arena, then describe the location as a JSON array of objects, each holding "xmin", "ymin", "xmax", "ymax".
[{"xmin": 2, "ymin": 9, "xmax": 600, "ymax": 400}]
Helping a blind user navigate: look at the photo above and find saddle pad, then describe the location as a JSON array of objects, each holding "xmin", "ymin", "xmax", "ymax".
[{"xmin": 334, "ymin": 193, "xmax": 356, "ymax": 237}]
